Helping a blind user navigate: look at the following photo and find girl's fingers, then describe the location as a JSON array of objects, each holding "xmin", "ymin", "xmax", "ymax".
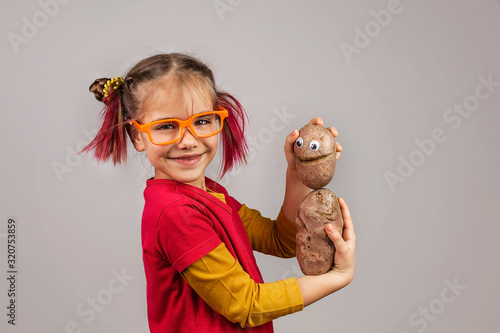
[
  {"xmin": 325, "ymin": 224, "xmax": 345, "ymax": 251},
  {"xmin": 327, "ymin": 126, "xmax": 339, "ymax": 137},
  {"xmin": 308, "ymin": 117, "xmax": 324, "ymax": 126},
  {"xmin": 305, "ymin": 121, "xmax": 338, "ymax": 137},
  {"xmin": 284, "ymin": 129, "xmax": 299, "ymax": 166},
  {"xmin": 335, "ymin": 141, "xmax": 342, "ymax": 160},
  {"xmin": 338, "ymin": 197, "xmax": 355, "ymax": 242},
  {"xmin": 286, "ymin": 129, "xmax": 299, "ymax": 142},
  {"xmin": 285, "ymin": 129, "xmax": 299, "ymax": 152}
]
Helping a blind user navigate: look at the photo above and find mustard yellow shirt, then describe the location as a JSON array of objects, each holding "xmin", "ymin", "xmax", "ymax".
[{"xmin": 180, "ymin": 190, "xmax": 304, "ymax": 328}]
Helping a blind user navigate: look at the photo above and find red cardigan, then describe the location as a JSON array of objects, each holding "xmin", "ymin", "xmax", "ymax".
[{"xmin": 141, "ymin": 177, "xmax": 273, "ymax": 332}]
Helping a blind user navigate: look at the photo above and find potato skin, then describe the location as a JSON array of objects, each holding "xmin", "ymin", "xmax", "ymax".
[
  {"xmin": 296, "ymin": 189, "xmax": 344, "ymax": 276},
  {"xmin": 294, "ymin": 124, "xmax": 336, "ymax": 189}
]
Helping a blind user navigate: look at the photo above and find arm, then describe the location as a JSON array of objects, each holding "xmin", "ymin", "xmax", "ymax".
[
  {"xmin": 281, "ymin": 117, "xmax": 342, "ymax": 222},
  {"xmin": 181, "ymin": 243, "xmax": 304, "ymax": 328},
  {"xmin": 239, "ymin": 204, "xmax": 297, "ymax": 258}
]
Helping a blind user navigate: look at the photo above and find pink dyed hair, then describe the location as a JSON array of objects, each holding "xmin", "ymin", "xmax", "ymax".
[
  {"xmin": 81, "ymin": 53, "xmax": 249, "ymax": 178},
  {"xmin": 216, "ymin": 91, "xmax": 249, "ymax": 177},
  {"xmin": 81, "ymin": 83, "xmax": 127, "ymax": 164}
]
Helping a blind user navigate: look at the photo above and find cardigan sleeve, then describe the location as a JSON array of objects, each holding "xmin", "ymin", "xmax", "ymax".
[
  {"xmin": 238, "ymin": 204, "xmax": 297, "ymax": 258},
  {"xmin": 181, "ymin": 242, "xmax": 304, "ymax": 328}
]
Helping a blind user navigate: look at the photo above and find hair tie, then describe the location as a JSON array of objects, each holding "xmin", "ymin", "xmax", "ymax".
[{"xmin": 103, "ymin": 77, "xmax": 124, "ymax": 98}]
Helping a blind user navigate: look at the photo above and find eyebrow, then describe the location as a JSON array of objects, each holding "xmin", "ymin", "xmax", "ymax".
[
  {"xmin": 150, "ymin": 110, "xmax": 213, "ymax": 123},
  {"xmin": 150, "ymin": 116, "xmax": 176, "ymax": 123}
]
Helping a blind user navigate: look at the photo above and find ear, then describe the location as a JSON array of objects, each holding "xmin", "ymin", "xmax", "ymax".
[{"xmin": 126, "ymin": 123, "xmax": 146, "ymax": 152}]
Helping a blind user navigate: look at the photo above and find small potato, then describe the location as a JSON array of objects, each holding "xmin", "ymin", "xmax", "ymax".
[
  {"xmin": 294, "ymin": 124, "xmax": 336, "ymax": 189},
  {"xmin": 296, "ymin": 189, "xmax": 344, "ymax": 276}
]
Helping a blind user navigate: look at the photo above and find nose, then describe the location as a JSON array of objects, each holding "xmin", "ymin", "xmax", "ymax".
[{"xmin": 175, "ymin": 126, "xmax": 198, "ymax": 149}]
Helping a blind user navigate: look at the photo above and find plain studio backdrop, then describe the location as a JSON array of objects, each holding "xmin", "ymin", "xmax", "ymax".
[{"xmin": 1, "ymin": 0, "xmax": 499, "ymax": 332}]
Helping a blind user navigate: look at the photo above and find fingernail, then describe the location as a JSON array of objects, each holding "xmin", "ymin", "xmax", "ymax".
[{"xmin": 326, "ymin": 224, "xmax": 334, "ymax": 232}]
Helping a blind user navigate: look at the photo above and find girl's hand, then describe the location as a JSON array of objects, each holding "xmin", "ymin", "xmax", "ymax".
[
  {"xmin": 296, "ymin": 197, "xmax": 356, "ymax": 307},
  {"xmin": 284, "ymin": 118, "xmax": 342, "ymax": 172},
  {"xmin": 325, "ymin": 197, "xmax": 356, "ymax": 283}
]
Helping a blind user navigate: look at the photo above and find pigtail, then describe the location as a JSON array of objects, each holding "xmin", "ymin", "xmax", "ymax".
[
  {"xmin": 80, "ymin": 78, "xmax": 128, "ymax": 164},
  {"xmin": 216, "ymin": 91, "xmax": 249, "ymax": 178}
]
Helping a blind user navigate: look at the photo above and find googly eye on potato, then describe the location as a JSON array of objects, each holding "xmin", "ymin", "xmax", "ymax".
[
  {"xmin": 295, "ymin": 137, "xmax": 304, "ymax": 148},
  {"xmin": 309, "ymin": 140, "xmax": 320, "ymax": 151}
]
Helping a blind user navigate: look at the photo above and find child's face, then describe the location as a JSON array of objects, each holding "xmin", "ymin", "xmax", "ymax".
[{"xmin": 130, "ymin": 83, "xmax": 218, "ymax": 190}]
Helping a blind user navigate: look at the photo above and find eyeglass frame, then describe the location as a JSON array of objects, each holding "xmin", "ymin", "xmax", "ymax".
[{"xmin": 130, "ymin": 106, "xmax": 229, "ymax": 146}]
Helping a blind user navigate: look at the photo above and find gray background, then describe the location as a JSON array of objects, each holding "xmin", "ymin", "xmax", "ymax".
[{"xmin": 1, "ymin": 0, "xmax": 499, "ymax": 332}]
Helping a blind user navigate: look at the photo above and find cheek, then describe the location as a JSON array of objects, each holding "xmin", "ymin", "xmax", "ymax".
[
  {"xmin": 143, "ymin": 140, "xmax": 170, "ymax": 159},
  {"xmin": 207, "ymin": 135, "xmax": 218, "ymax": 151}
]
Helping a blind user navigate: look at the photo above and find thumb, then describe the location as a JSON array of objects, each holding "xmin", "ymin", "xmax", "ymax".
[
  {"xmin": 284, "ymin": 129, "xmax": 299, "ymax": 163},
  {"xmin": 325, "ymin": 224, "xmax": 344, "ymax": 248}
]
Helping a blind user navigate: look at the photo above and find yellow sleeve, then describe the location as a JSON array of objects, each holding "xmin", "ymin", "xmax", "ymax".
[
  {"xmin": 238, "ymin": 204, "xmax": 297, "ymax": 258},
  {"xmin": 181, "ymin": 243, "xmax": 304, "ymax": 328}
]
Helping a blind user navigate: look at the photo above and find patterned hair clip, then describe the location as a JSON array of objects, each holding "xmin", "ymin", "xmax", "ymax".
[{"xmin": 103, "ymin": 77, "xmax": 124, "ymax": 98}]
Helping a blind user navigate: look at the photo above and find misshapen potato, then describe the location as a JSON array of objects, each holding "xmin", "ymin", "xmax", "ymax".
[
  {"xmin": 296, "ymin": 189, "xmax": 344, "ymax": 275},
  {"xmin": 294, "ymin": 124, "xmax": 336, "ymax": 189}
]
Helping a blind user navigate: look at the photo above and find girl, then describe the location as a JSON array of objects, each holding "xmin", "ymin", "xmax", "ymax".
[{"xmin": 82, "ymin": 53, "xmax": 355, "ymax": 332}]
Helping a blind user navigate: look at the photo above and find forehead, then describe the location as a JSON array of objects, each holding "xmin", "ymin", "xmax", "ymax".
[{"xmin": 139, "ymin": 76, "xmax": 214, "ymax": 122}]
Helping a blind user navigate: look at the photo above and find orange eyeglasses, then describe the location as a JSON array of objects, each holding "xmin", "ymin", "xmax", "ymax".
[{"xmin": 130, "ymin": 106, "xmax": 228, "ymax": 145}]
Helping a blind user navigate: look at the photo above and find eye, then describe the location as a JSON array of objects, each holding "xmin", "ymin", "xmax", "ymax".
[
  {"xmin": 194, "ymin": 114, "xmax": 214, "ymax": 126},
  {"xmin": 194, "ymin": 119, "xmax": 210, "ymax": 126},
  {"xmin": 295, "ymin": 137, "xmax": 304, "ymax": 148},
  {"xmin": 153, "ymin": 122, "xmax": 177, "ymax": 131},
  {"xmin": 309, "ymin": 140, "xmax": 320, "ymax": 151}
]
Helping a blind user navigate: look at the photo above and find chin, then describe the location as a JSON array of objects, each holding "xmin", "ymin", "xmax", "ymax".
[{"xmin": 156, "ymin": 168, "xmax": 204, "ymax": 185}]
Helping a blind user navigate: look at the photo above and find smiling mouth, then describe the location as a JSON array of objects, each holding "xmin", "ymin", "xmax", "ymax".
[
  {"xmin": 168, "ymin": 153, "xmax": 204, "ymax": 166},
  {"xmin": 169, "ymin": 153, "xmax": 203, "ymax": 160},
  {"xmin": 298, "ymin": 153, "xmax": 334, "ymax": 164}
]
